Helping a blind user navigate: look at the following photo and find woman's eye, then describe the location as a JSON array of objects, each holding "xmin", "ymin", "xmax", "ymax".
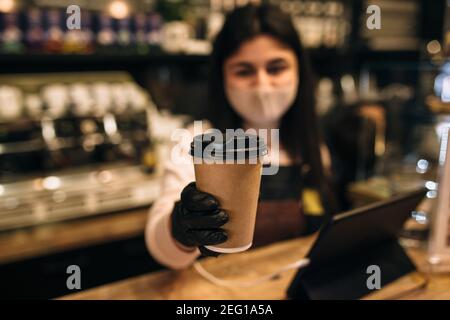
[
  {"xmin": 267, "ymin": 65, "xmax": 287, "ymax": 75},
  {"xmin": 235, "ymin": 69, "xmax": 254, "ymax": 77}
]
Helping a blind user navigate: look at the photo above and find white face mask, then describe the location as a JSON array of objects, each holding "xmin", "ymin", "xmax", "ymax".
[{"xmin": 225, "ymin": 80, "xmax": 298, "ymax": 127}]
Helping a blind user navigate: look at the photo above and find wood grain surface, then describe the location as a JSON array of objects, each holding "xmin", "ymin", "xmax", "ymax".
[
  {"xmin": 0, "ymin": 209, "xmax": 149, "ymax": 264},
  {"xmin": 60, "ymin": 234, "xmax": 450, "ymax": 300}
]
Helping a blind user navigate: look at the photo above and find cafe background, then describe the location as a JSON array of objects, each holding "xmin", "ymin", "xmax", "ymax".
[{"xmin": 0, "ymin": 0, "xmax": 449, "ymax": 299}]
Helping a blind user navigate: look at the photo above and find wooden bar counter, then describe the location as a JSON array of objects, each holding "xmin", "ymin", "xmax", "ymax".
[
  {"xmin": 60, "ymin": 234, "xmax": 450, "ymax": 300},
  {"xmin": 0, "ymin": 209, "xmax": 149, "ymax": 265}
]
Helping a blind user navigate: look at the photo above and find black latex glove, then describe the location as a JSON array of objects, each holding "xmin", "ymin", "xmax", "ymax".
[{"xmin": 171, "ymin": 182, "xmax": 229, "ymax": 257}]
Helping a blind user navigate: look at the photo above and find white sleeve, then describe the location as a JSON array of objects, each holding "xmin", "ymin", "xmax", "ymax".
[{"xmin": 145, "ymin": 133, "xmax": 201, "ymax": 270}]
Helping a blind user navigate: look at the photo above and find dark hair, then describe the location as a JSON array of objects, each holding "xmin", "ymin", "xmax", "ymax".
[{"xmin": 207, "ymin": 4, "xmax": 337, "ymax": 214}]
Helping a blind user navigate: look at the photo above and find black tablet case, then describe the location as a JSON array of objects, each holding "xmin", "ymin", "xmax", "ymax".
[
  {"xmin": 287, "ymin": 239, "xmax": 416, "ymax": 300},
  {"xmin": 286, "ymin": 189, "xmax": 425, "ymax": 300}
]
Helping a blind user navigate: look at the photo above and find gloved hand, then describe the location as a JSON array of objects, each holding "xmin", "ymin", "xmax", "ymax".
[{"xmin": 171, "ymin": 182, "xmax": 229, "ymax": 257}]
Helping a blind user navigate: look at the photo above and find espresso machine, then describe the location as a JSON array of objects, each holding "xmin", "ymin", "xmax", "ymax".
[{"xmin": 0, "ymin": 71, "xmax": 162, "ymax": 231}]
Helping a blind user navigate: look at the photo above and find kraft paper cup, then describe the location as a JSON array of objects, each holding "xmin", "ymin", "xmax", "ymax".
[{"xmin": 190, "ymin": 132, "xmax": 267, "ymax": 253}]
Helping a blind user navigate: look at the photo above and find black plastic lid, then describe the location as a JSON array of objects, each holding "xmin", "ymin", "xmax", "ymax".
[{"xmin": 189, "ymin": 132, "xmax": 267, "ymax": 161}]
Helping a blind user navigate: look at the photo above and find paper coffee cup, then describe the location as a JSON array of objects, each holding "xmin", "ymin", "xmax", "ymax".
[{"xmin": 190, "ymin": 132, "xmax": 267, "ymax": 253}]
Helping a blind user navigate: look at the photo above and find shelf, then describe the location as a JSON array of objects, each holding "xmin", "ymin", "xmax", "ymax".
[
  {"xmin": 0, "ymin": 52, "xmax": 210, "ymax": 65},
  {"xmin": 0, "ymin": 47, "xmax": 424, "ymax": 76}
]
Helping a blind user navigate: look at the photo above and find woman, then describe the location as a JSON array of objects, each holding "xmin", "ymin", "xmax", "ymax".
[{"xmin": 145, "ymin": 4, "xmax": 337, "ymax": 270}]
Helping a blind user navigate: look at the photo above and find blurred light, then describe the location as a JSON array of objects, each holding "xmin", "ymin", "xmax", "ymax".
[
  {"xmin": 435, "ymin": 63, "xmax": 450, "ymax": 98},
  {"xmin": 427, "ymin": 40, "xmax": 441, "ymax": 55},
  {"xmin": 425, "ymin": 180, "xmax": 438, "ymax": 190},
  {"xmin": 43, "ymin": 176, "xmax": 61, "ymax": 190},
  {"xmin": 429, "ymin": 255, "xmax": 441, "ymax": 265},
  {"xmin": 42, "ymin": 118, "xmax": 56, "ymax": 141},
  {"xmin": 0, "ymin": 0, "xmax": 16, "ymax": 13},
  {"xmin": 438, "ymin": 125, "xmax": 449, "ymax": 166},
  {"xmin": 426, "ymin": 190, "xmax": 437, "ymax": 198},
  {"xmin": 103, "ymin": 113, "xmax": 118, "ymax": 136},
  {"xmin": 0, "ymin": 185, "xmax": 4, "ymax": 196},
  {"xmin": 411, "ymin": 211, "xmax": 428, "ymax": 224},
  {"xmin": 108, "ymin": 0, "xmax": 130, "ymax": 19},
  {"xmin": 340, "ymin": 74, "xmax": 355, "ymax": 91},
  {"xmin": 416, "ymin": 159, "xmax": 429, "ymax": 174},
  {"xmin": 441, "ymin": 75, "xmax": 450, "ymax": 102},
  {"xmin": 434, "ymin": 73, "xmax": 445, "ymax": 97}
]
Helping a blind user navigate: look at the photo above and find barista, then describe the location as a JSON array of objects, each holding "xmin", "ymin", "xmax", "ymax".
[{"xmin": 145, "ymin": 4, "xmax": 336, "ymax": 269}]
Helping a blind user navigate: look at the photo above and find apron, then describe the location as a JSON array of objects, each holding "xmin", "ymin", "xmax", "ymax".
[{"xmin": 252, "ymin": 165, "xmax": 306, "ymax": 248}]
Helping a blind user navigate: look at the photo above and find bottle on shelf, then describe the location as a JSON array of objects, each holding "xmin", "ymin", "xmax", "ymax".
[
  {"xmin": 80, "ymin": 11, "xmax": 95, "ymax": 54},
  {"xmin": 63, "ymin": 10, "xmax": 94, "ymax": 54},
  {"xmin": 147, "ymin": 11, "xmax": 163, "ymax": 47},
  {"xmin": 134, "ymin": 13, "xmax": 149, "ymax": 54},
  {"xmin": 44, "ymin": 9, "xmax": 64, "ymax": 53},
  {"xmin": 207, "ymin": 0, "xmax": 225, "ymax": 41},
  {"xmin": 0, "ymin": 13, "xmax": 24, "ymax": 54},
  {"xmin": 117, "ymin": 17, "xmax": 134, "ymax": 53},
  {"xmin": 97, "ymin": 13, "xmax": 117, "ymax": 52},
  {"xmin": 25, "ymin": 7, "xmax": 45, "ymax": 53}
]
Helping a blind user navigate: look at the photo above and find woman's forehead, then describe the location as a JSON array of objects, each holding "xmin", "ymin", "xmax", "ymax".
[{"xmin": 225, "ymin": 35, "xmax": 297, "ymax": 67}]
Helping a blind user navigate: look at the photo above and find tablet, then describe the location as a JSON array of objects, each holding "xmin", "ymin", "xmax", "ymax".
[
  {"xmin": 307, "ymin": 187, "xmax": 427, "ymax": 266},
  {"xmin": 287, "ymin": 187, "xmax": 427, "ymax": 299}
]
